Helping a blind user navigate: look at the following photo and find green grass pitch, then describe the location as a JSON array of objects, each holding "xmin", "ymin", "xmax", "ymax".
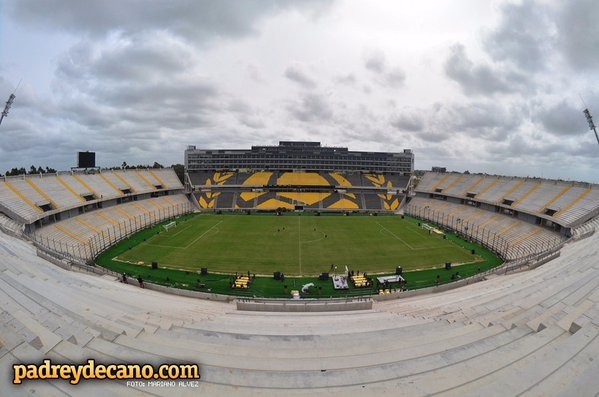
[{"xmin": 115, "ymin": 214, "xmax": 479, "ymax": 276}]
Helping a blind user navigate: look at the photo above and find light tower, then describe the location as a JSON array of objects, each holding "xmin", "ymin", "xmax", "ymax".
[
  {"xmin": 583, "ymin": 108, "xmax": 599, "ymax": 145},
  {"xmin": 0, "ymin": 93, "xmax": 16, "ymax": 127}
]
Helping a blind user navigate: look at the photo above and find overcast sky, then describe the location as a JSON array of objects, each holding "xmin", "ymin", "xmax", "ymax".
[{"xmin": 1, "ymin": 0, "xmax": 598, "ymax": 182}]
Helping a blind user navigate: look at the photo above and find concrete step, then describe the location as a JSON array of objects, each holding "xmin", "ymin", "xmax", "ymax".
[
  {"xmin": 441, "ymin": 325, "xmax": 599, "ymax": 397},
  {"xmin": 557, "ymin": 300, "xmax": 595, "ymax": 334}
]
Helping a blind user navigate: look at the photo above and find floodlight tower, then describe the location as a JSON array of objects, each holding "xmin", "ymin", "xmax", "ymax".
[
  {"xmin": 583, "ymin": 108, "xmax": 599, "ymax": 145},
  {"xmin": 0, "ymin": 93, "xmax": 15, "ymax": 127}
]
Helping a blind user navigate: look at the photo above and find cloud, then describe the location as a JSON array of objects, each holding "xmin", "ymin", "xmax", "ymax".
[
  {"xmin": 444, "ymin": 44, "xmax": 529, "ymax": 95},
  {"xmin": 390, "ymin": 111, "xmax": 425, "ymax": 132},
  {"xmin": 334, "ymin": 73, "xmax": 357, "ymax": 85},
  {"xmin": 556, "ymin": 0, "xmax": 599, "ymax": 70},
  {"xmin": 284, "ymin": 64, "xmax": 317, "ymax": 89},
  {"xmin": 449, "ymin": 101, "xmax": 523, "ymax": 141},
  {"xmin": 7, "ymin": 0, "xmax": 333, "ymax": 42},
  {"xmin": 536, "ymin": 100, "xmax": 588, "ymax": 136},
  {"xmin": 383, "ymin": 67, "xmax": 406, "ymax": 88},
  {"xmin": 364, "ymin": 50, "xmax": 386, "ymax": 73},
  {"xmin": 238, "ymin": 114, "xmax": 266, "ymax": 129},
  {"xmin": 56, "ymin": 32, "xmax": 219, "ymax": 118},
  {"xmin": 388, "ymin": 100, "xmax": 527, "ymax": 150},
  {"xmin": 484, "ymin": 0, "xmax": 553, "ymax": 72},
  {"xmin": 2, "ymin": 1, "xmax": 599, "ymax": 183},
  {"xmin": 287, "ymin": 93, "xmax": 333, "ymax": 122},
  {"xmin": 0, "ymin": 31, "xmax": 227, "ymax": 169},
  {"xmin": 363, "ymin": 50, "xmax": 406, "ymax": 88}
]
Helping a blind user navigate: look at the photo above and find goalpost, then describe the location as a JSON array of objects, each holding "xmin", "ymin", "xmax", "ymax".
[{"xmin": 163, "ymin": 221, "xmax": 177, "ymax": 232}]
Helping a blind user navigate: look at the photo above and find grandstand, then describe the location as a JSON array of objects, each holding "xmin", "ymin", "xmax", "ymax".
[
  {"xmin": 0, "ymin": 168, "xmax": 192, "ymax": 261},
  {"xmin": 404, "ymin": 172, "xmax": 599, "ymax": 260},
  {"xmin": 414, "ymin": 172, "xmax": 599, "ymax": 228},
  {"xmin": 186, "ymin": 142, "xmax": 413, "ymax": 212}
]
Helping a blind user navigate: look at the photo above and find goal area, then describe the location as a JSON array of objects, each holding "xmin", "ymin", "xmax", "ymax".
[{"xmin": 163, "ymin": 221, "xmax": 177, "ymax": 232}]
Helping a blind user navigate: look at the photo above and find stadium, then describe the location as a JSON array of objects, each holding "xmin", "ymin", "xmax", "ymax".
[
  {"xmin": 1, "ymin": 138, "xmax": 599, "ymax": 396},
  {"xmin": 2, "ymin": 1, "xmax": 599, "ymax": 395}
]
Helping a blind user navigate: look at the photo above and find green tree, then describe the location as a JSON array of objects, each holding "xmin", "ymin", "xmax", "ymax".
[{"xmin": 171, "ymin": 164, "xmax": 185, "ymax": 184}]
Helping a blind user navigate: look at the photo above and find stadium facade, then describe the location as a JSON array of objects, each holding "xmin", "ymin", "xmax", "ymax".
[
  {"xmin": 185, "ymin": 141, "xmax": 414, "ymax": 213},
  {"xmin": 185, "ymin": 141, "xmax": 414, "ymax": 173}
]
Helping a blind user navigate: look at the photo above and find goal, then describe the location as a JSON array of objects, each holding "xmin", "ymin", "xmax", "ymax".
[{"xmin": 163, "ymin": 221, "xmax": 177, "ymax": 232}]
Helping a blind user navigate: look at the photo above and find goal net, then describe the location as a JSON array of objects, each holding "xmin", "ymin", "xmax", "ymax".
[{"xmin": 163, "ymin": 221, "xmax": 177, "ymax": 232}]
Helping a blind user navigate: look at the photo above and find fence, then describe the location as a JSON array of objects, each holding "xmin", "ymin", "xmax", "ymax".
[
  {"xmin": 28, "ymin": 202, "xmax": 194, "ymax": 263},
  {"xmin": 405, "ymin": 203, "xmax": 564, "ymax": 261}
]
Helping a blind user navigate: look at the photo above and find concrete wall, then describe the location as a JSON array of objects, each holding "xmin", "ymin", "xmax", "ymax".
[{"xmin": 236, "ymin": 298, "xmax": 373, "ymax": 312}]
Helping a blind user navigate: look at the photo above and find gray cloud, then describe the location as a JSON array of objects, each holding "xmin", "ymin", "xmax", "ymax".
[
  {"xmin": 392, "ymin": 101, "xmax": 523, "ymax": 144},
  {"xmin": 390, "ymin": 112, "xmax": 425, "ymax": 132},
  {"xmin": 383, "ymin": 67, "xmax": 406, "ymax": 88},
  {"xmin": 557, "ymin": 0, "xmax": 599, "ymax": 70},
  {"xmin": 0, "ymin": 31, "xmax": 226, "ymax": 170},
  {"xmin": 238, "ymin": 114, "xmax": 266, "ymax": 129},
  {"xmin": 7, "ymin": 0, "xmax": 333, "ymax": 42},
  {"xmin": 2, "ymin": 1, "xmax": 599, "ymax": 183},
  {"xmin": 334, "ymin": 73, "xmax": 357, "ymax": 85},
  {"xmin": 444, "ymin": 44, "xmax": 529, "ymax": 95},
  {"xmin": 54, "ymin": 33, "xmax": 220, "ymax": 127},
  {"xmin": 418, "ymin": 130, "xmax": 450, "ymax": 143},
  {"xmin": 537, "ymin": 100, "xmax": 588, "ymax": 136},
  {"xmin": 364, "ymin": 51, "xmax": 386, "ymax": 73},
  {"xmin": 284, "ymin": 65, "xmax": 317, "ymax": 89},
  {"xmin": 484, "ymin": 0, "xmax": 553, "ymax": 72},
  {"xmin": 287, "ymin": 94, "xmax": 333, "ymax": 122},
  {"xmin": 363, "ymin": 50, "xmax": 406, "ymax": 88},
  {"xmin": 448, "ymin": 101, "xmax": 523, "ymax": 141},
  {"xmin": 246, "ymin": 64, "xmax": 264, "ymax": 83}
]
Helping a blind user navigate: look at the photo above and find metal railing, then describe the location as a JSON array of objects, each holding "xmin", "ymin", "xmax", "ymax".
[
  {"xmin": 28, "ymin": 202, "xmax": 194, "ymax": 262},
  {"xmin": 405, "ymin": 203, "xmax": 564, "ymax": 261}
]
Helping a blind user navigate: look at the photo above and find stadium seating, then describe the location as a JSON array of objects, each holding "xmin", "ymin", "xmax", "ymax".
[
  {"xmin": 256, "ymin": 197, "xmax": 295, "ymax": 210},
  {"xmin": 1, "ymin": 218, "xmax": 598, "ymax": 395},
  {"xmin": 32, "ymin": 194, "xmax": 192, "ymax": 260},
  {"xmin": 363, "ymin": 193, "xmax": 383, "ymax": 210},
  {"xmin": 406, "ymin": 196, "xmax": 563, "ymax": 260},
  {"xmin": 0, "ymin": 169, "xmax": 184, "ymax": 224},
  {"xmin": 416, "ymin": 172, "xmax": 599, "ymax": 228},
  {"xmin": 192, "ymin": 170, "xmax": 410, "ymax": 212},
  {"xmin": 277, "ymin": 172, "xmax": 330, "ymax": 186}
]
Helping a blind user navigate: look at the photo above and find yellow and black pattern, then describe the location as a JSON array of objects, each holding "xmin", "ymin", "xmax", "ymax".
[
  {"xmin": 365, "ymin": 174, "xmax": 401, "ymax": 211},
  {"xmin": 195, "ymin": 171, "xmax": 404, "ymax": 211},
  {"xmin": 235, "ymin": 191, "xmax": 359, "ymax": 210},
  {"xmin": 197, "ymin": 172, "xmax": 235, "ymax": 209}
]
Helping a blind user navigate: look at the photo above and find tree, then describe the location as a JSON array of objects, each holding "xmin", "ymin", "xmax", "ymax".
[
  {"xmin": 29, "ymin": 165, "xmax": 37, "ymax": 174},
  {"xmin": 171, "ymin": 164, "xmax": 185, "ymax": 184},
  {"xmin": 152, "ymin": 162, "xmax": 164, "ymax": 169},
  {"xmin": 5, "ymin": 167, "xmax": 26, "ymax": 176}
]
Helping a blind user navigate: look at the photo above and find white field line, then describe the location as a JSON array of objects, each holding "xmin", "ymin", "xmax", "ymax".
[
  {"xmin": 170, "ymin": 223, "xmax": 192, "ymax": 238},
  {"xmin": 376, "ymin": 221, "xmax": 414, "ymax": 250},
  {"xmin": 183, "ymin": 221, "xmax": 223, "ymax": 249}
]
